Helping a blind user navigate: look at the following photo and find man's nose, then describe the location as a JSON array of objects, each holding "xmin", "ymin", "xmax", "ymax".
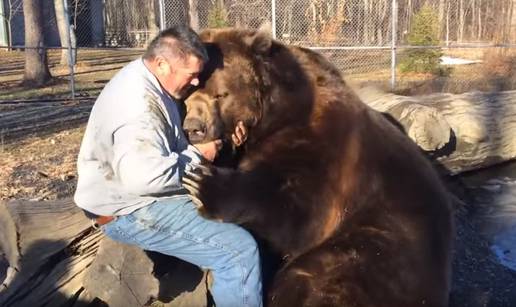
[{"xmin": 190, "ymin": 78, "xmax": 200, "ymax": 86}]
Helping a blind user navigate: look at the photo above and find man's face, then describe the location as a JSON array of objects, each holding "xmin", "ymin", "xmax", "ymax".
[{"xmin": 157, "ymin": 54, "xmax": 204, "ymax": 99}]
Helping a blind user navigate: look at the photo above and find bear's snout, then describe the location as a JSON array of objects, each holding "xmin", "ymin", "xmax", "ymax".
[{"xmin": 184, "ymin": 117, "xmax": 207, "ymax": 144}]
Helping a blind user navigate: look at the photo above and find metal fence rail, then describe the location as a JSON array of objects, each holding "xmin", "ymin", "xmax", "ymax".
[{"xmin": 1, "ymin": 0, "xmax": 516, "ymax": 100}]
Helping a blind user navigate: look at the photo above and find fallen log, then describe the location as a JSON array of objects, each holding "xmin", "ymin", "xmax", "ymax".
[
  {"xmin": 357, "ymin": 87, "xmax": 516, "ymax": 174},
  {"xmin": 0, "ymin": 199, "xmax": 208, "ymax": 307},
  {"xmin": 0, "ymin": 199, "xmax": 99, "ymax": 306},
  {"xmin": 83, "ymin": 237, "xmax": 208, "ymax": 307}
]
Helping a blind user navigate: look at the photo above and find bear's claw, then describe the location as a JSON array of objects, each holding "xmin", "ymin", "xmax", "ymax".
[{"xmin": 182, "ymin": 172, "xmax": 204, "ymax": 208}]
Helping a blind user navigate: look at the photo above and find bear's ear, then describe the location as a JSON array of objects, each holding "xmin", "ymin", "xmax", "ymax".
[
  {"xmin": 245, "ymin": 23, "xmax": 273, "ymax": 56},
  {"xmin": 199, "ymin": 30, "xmax": 213, "ymax": 42}
]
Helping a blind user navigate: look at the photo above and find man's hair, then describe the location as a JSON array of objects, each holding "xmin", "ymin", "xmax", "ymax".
[{"xmin": 143, "ymin": 25, "xmax": 208, "ymax": 63}]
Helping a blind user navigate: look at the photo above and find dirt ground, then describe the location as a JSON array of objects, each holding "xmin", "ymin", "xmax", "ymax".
[
  {"xmin": 1, "ymin": 48, "xmax": 515, "ymax": 306},
  {"xmin": 0, "ymin": 98, "xmax": 93, "ymax": 200},
  {"xmin": 1, "ymin": 100, "xmax": 515, "ymax": 307},
  {"xmin": 0, "ymin": 123, "xmax": 85, "ymax": 201},
  {"xmin": 0, "ymin": 49, "xmax": 142, "ymax": 100}
]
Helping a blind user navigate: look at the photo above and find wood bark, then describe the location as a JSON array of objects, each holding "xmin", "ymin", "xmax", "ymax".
[
  {"xmin": 0, "ymin": 199, "xmax": 207, "ymax": 306},
  {"xmin": 53, "ymin": 0, "xmax": 71, "ymax": 65},
  {"xmin": 438, "ymin": 0, "xmax": 446, "ymax": 27},
  {"xmin": 22, "ymin": 0, "xmax": 52, "ymax": 86},
  {"xmin": 2, "ymin": 0, "xmax": 23, "ymax": 51},
  {"xmin": 146, "ymin": 0, "xmax": 159, "ymax": 37},
  {"xmin": 0, "ymin": 199, "xmax": 98, "ymax": 306},
  {"xmin": 478, "ymin": 0, "xmax": 482, "ymax": 39},
  {"xmin": 188, "ymin": 0, "xmax": 199, "ymax": 31},
  {"xmin": 54, "ymin": 0, "xmax": 77, "ymax": 65},
  {"xmin": 458, "ymin": 0, "xmax": 464, "ymax": 42},
  {"xmin": 357, "ymin": 87, "xmax": 516, "ymax": 174}
]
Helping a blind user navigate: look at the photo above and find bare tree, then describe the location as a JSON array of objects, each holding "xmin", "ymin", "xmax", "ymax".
[
  {"xmin": 304, "ymin": 0, "xmax": 347, "ymax": 45},
  {"xmin": 146, "ymin": 0, "xmax": 159, "ymax": 37},
  {"xmin": 95, "ymin": 0, "xmax": 516, "ymax": 48},
  {"xmin": 437, "ymin": 0, "xmax": 446, "ymax": 26},
  {"xmin": 457, "ymin": 0, "xmax": 464, "ymax": 42},
  {"xmin": 22, "ymin": 0, "xmax": 52, "ymax": 86},
  {"xmin": 189, "ymin": 0, "xmax": 199, "ymax": 31},
  {"xmin": 0, "ymin": 0, "xmax": 23, "ymax": 50},
  {"xmin": 511, "ymin": 0, "xmax": 516, "ymax": 41},
  {"xmin": 53, "ymin": 0, "xmax": 76, "ymax": 65},
  {"xmin": 477, "ymin": 0, "xmax": 482, "ymax": 40}
]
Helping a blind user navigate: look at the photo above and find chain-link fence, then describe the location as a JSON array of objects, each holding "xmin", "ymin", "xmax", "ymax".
[{"xmin": 2, "ymin": 0, "xmax": 516, "ymax": 101}]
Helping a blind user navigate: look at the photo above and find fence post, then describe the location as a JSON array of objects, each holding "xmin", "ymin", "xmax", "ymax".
[
  {"xmin": 0, "ymin": 1, "xmax": 8, "ymax": 49},
  {"xmin": 159, "ymin": 0, "xmax": 165, "ymax": 30},
  {"xmin": 62, "ymin": 0, "xmax": 75, "ymax": 101},
  {"xmin": 391, "ymin": 0, "xmax": 397, "ymax": 92},
  {"xmin": 271, "ymin": 0, "xmax": 276, "ymax": 39}
]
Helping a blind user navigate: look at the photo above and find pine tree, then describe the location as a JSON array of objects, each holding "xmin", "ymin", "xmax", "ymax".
[
  {"xmin": 207, "ymin": 0, "xmax": 229, "ymax": 28},
  {"xmin": 400, "ymin": 5, "xmax": 443, "ymax": 74}
]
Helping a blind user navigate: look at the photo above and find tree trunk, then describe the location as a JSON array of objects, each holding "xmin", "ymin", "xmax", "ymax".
[
  {"xmin": 0, "ymin": 199, "xmax": 99, "ymax": 306},
  {"xmin": 484, "ymin": 0, "xmax": 491, "ymax": 40},
  {"xmin": 438, "ymin": 0, "xmax": 446, "ymax": 28},
  {"xmin": 505, "ymin": 0, "xmax": 514, "ymax": 43},
  {"xmin": 22, "ymin": 0, "xmax": 51, "ymax": 86},
  {"xmin": 405, "ymin": 0, "xmax": 412, "ymax": 41},
  {"xmin": 469, "ymin": 0, "xmax": 477, "ymax": 40},
  {"xmin": 458, "ymin": 0, "xmax": 464, "ymax": 42},
  {"xmin": 3, "ymin": 0, "xmax": 20, "ymax": 51},
  {"xmin": 357, "ymin": 87, "xmax": 516, "ymax": 175},
  {"xmin": 0, "ymin": 199, "xmax": 208, "ymax": 306},
  {"xmin": 189, "ymin": 0, "xmax": 199, "ymax": 31},
  {"xmin": 146, "ymin": 0, "xmax": 159, "ymax": 38},
  {"xmin": 478, "ymin": 0, "xmax": 482, "ymax": 40},
  {"xmin": 446, "ymin": 1, "xmax": 450, "ymax": 45},
  {"xmin": 53, "ymin": 0, "xmax": 72, "ymax": 66},
  {"xmin": 7, "ymin": 20, "xmax": 12, "ymax": 52}
]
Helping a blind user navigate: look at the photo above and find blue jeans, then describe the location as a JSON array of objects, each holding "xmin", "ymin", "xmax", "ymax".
[{"xmin": 102, "ymin": 195, "xmax": 263, "ymax": 307}]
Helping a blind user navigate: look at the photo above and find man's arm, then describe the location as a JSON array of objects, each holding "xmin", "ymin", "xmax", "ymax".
[{"xmin": 111, "ymin": 113, "xmax": 200, "ymax": 196}]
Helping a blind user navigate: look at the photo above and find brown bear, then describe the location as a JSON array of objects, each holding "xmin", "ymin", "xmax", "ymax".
[{"xmin": 182, "ymin": 27, "xmax": 454, "ymax": 307}]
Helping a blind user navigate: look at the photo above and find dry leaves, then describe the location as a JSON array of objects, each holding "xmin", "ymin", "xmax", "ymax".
[{"xmin": 0, "ymin": 126, "xmax": 85, "ymax": 200}]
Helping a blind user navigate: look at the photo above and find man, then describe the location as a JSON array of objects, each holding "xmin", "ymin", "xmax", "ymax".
[{"xmin": 74, "ymin": 26, "xmax": 262, "ymax": 307}]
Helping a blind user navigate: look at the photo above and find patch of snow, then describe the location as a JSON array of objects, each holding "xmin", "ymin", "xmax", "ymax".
[{"xmin": 440, "ymin": 56, "xmax": 482, "ymax": 65}]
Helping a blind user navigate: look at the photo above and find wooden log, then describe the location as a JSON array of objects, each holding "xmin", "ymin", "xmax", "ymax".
[
  {"xmin": 0, "ymin": 199, "xmax": 208, "ymax": 307},
  {"xmin": 82, "ymin": 237, "xmax": 160, "ymax": 306},
  {"xmin": 0, "ymin": 199, "xmax": 100, "ymax": 306},
  {"xmin": 83, "ymin": 237, "xmax": 208, "ymax": 307},
  {"xmin": 357, "ymin": 87, "xmax": 516, "ymax": 174}
]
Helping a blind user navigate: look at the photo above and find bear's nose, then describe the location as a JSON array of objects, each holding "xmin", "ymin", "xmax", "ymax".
[{"xmin": 184, "ymin": 118, "xmax": 207, "ymax": 144}]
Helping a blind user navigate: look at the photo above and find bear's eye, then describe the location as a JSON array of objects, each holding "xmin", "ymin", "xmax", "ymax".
[{"xmin": 213, "ymin": 92, "xmax": 229, "ymax": 99}]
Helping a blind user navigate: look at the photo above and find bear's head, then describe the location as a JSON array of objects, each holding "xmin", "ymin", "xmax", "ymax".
[{"xmin": 183, "ymin": 26, "xmax": 314, "ymax": 148}]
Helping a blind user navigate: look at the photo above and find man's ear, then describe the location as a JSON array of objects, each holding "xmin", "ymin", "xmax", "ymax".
[
  {"xmin": 245, "ymin": 23, "xmax": 273, "ymax": 55},
  {"xmin": 155, "ymin": 55, "xmax": 171, "ymax": 75}
]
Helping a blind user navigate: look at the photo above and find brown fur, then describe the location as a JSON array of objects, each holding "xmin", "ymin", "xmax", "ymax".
[{"xmin": 184, "ymin": 27, "xmax": 454, "ymax": 307}]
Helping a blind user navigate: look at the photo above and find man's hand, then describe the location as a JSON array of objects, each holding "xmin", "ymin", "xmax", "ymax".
[
  {"xmin": 232, "ymin": 121, "xmax": 248, "ymax": 147},
  {"xmin": 194, "ymin": 139, "xmax": 223, "ymax": 162}
]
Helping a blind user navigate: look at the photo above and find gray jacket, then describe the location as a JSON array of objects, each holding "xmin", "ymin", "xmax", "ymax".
[{"xmin": 74, "ymin": 58, "xmax": 201, "ymax": 216}]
